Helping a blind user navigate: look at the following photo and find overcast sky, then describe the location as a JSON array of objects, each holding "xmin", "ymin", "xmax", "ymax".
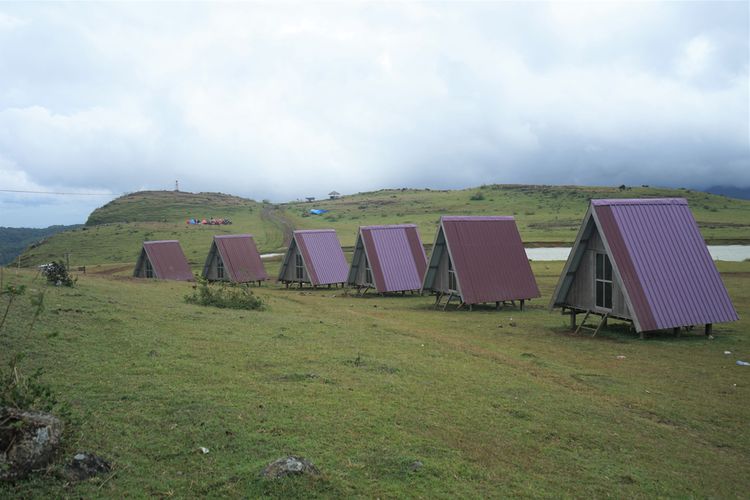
[{"xmin": 0, "ymin": 1, "xmax": 748, "ymax": 227}]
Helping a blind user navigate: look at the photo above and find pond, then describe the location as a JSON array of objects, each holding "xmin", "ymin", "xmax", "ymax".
[{"xmin": 525, "ymin": 245, "xmax": 750, "ymax": 262}]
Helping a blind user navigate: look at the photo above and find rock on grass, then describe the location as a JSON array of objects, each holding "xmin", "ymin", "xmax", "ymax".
[
  {"xmin": 0, "ymin": 407, "xmax": 63, "ymax": 481},
  {"xmin": 262, "ymin": 456, "xmax": 320, "ymax": 479}
]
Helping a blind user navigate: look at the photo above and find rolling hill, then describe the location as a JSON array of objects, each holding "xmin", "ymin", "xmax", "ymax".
[
  {"xmin": 17, "ymin": 184, "xmax": 750, "ymax": 269},
  {"xmin": 0, "ymin": 224, "xmax": 81, "ymax": 266}
]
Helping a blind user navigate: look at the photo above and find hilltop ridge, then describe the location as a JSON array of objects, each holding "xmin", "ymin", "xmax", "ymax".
[{"xmin": 17, "ymin": 184, "xmax": 750, "ymax": 268}]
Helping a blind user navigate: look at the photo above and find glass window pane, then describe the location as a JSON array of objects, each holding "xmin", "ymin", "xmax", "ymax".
[
  {"xmin": 596, "ymin": 253, "xmax": 602, "ymax": 279},
  {"xmin": 596, "ymin": 281, "xmax": 603, "ymax": 307},
  {"xmin": 604, "ymin": 255, "xmax": 612, "ymax": 281},
  {"xmin": 605, "ymin": 282, "xmax": 612, "ymax": 308}
]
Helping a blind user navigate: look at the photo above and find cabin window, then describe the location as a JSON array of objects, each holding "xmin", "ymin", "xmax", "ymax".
[
  {"xmin": 365, "ymin": 259, "xmax": 373, "ymax": 285},
  {"xmin": 217, "ymin": 258, "xmax": 224, "ymax": 279},
  {"xmin": 295, "ymin": 253, "xmax": 304, "ymax": 280},
  {"xmin": 448, "ymin": 258, "xmax": 457, "ymax": 291},
  {"xmin": 145, "ymin": 259, "xmax": 154, "ymax": 278},
  {"xmin": 595, "ymin": 253, "xmax": 613, "ymax": 309}
]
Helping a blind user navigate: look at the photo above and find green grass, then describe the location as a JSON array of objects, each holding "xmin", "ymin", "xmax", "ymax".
[
  {"xmin": 19, "ymin": 185, "xmax": 750, "ymax": 268},
  {"xmin": 285, "ymin": 185, "xmax": 750, "ymax": 249},
  {"xmin": 1, "ymin": 260, "xmax": 748, "ymax": 497}
]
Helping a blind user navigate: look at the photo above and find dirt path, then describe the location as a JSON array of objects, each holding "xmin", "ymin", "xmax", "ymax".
[{"xmin": 261, "ymin": 205, "xmax": 295, "ymax": 249}]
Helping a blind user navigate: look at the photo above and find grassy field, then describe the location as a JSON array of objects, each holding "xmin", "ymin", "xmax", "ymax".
[
  {"xmin": 18, "ymin": 185, "xmax": 750, "ymax": 268},
  {"xmin": 1, "ymin": 259, "xmax": 748, "ymax": 497},
  {"xmin": 284, "ymin": 184, "xmax": 750, "ymax": 249}
]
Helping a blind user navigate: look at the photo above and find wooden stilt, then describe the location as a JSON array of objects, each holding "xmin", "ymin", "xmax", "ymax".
[
  {"xmin": 495, "ymin": 301, "xmax": 500, "ymax": 310},
  {"xmin": 575, "ymin": 311, "xmax": 591, "ymax": 335},
  {"xmin": 520, "ymin": 299, "xmax": 525, "ymax": 311},
  {"xmin": 570, "ymin": 311, "xmax": 576, "ymax": 330},
  {"xmin": 705, "ymin": 323, "xmax": 712, "ymax": 336},
  {"xmin": 443, "ymin": 293, "xmax": 454, "ymax": 311},
  {"xmin": 592, "ymin": 313, "xmax": 608, "ymax": 337},
  {"xmin": 434, "ymin": 293, "xmax": 443, "ymax": 309}
]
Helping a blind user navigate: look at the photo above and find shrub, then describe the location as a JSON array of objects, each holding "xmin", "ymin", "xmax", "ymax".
[
  {"xmin": 41, "ymin": 261, "xmax": 75, "ymax": 287},
  {"xmin": 184, "ymin": 278, "xmax": 264, "ymax": 310},
  {"xmin": 469, "ymin": 192, "xmax": 485, "ymax": 201}
]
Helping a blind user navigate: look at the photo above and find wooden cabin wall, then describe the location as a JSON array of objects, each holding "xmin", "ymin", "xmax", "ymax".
[
  {"xmin": 564, "ymin": 227, "xmax": 631, "ymax": 319},
  {"xmin": 353, "ymin": 250, "xmax": 370, "ymax": 286},
  {"xmin": 431, "ymin": 247, "xmax": 451, "ymax": 293},
  {"xmin": 280, "ymin": 244, "xmax": 310, "ymax": 282},
  {"xmin": 204, "ymin": 252, "xmax": 225, "ymax": 281}
]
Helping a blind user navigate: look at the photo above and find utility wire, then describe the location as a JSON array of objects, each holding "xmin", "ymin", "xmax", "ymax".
[{"xmin": 0, "ymin": 189, "xmax": 114, "ymax": 196}]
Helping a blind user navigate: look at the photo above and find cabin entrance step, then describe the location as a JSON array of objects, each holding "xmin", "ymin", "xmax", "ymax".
[{"xmin": 575, "ymin": 312, "xmax": 609, "ymax": 336}]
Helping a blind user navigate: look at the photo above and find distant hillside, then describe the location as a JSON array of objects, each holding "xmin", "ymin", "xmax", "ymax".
[
  {"xmin": 19, "ymin": 184, "xmax": 750, "ymax": 268},
  {"xmin": 0, "ymin": 225, "xmax": 81, "ymax": 265},
  {"xmin": 284, "ymin": 184, "xmax": 750, "ymax": 248},
  {"xmin": 705, "ymin": 186, "xmax": 750, "ymax": 200},
  {"xmin": 22, "ymin": 191, "xmax": 281, "ymax": 268}
]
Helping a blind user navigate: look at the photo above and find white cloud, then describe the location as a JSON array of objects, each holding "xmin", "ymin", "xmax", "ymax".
[{"xmin": 0, "ymin": 1, "xmax": 747, "ymax": 226}]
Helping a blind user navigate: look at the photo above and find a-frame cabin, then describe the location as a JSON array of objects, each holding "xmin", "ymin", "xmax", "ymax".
[
  {"xmin": 347, "ymin": 224, "xmax": 427, "ymax": 295},
  {"xmin": 549, "ymin": 198, "xmax": 738, "ymax": 336},
  {"xmin": 423, "ymin": 216, "xmax": 540, "ymax": 310},
  {"xmin": 202, "ymin": 234, "xmax": 268, "ymax": 284},
  {"xmin": 133, "ymin": 240, "xmax": 193, "ymax": 281},
  {"xmin": 277, "ymin": 230, "xmax": 348, "ymax": 288}
]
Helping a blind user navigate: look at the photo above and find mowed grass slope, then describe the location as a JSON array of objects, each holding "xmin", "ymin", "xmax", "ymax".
[
  {"xmin": 1, "ymin": 261, "xmax": 748, "ymax": 497},
  {"xmin": 19, "ymin": 185, "xmax": 750, "ymax": 268}
]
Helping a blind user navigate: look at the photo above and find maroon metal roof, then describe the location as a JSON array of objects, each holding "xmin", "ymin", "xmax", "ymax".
[
  {"xmin": 294, "ymin": 230, "xmax": 348, "ymax": 285},
  {"xmin": 143, "ymin": 240, "xmax": 193, "ymax": 281},
  {"xmin": 437, "ymin": 216, "xmax": 540, "ymax": 304},
  {"xmin": 214, "ymin": 234, "xmax": 268, "ymax": 282},
  {"xmin": 592, "ymin": 198, "xmax": 738, "ymax": 331},
  {"xmin": 360, "ymin": 224, "xmax": 427, "ymax": 293}
]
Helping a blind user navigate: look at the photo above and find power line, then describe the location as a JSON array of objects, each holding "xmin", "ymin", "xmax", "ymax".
[{"xmin": 0, "ymin": 189, "xmax": 114, "ymax": 196}]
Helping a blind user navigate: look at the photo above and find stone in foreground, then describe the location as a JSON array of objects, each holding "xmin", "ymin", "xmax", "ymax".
[
  {"xmin": 262, "ymin": 456, "xmax": 320, "ymax": 479},
  {"xmin": 0, "ymin": 407, "xmax": 63, "ymax": 481},
  {"xmin": 62, "ymin": 452, "xmax": 112, "ymax": 481}
]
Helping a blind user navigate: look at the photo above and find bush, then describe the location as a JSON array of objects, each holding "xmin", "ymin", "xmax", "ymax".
[
  {"xmin": 41, "ymin": 261, "xmax": 75, "ymax": 287},
  {"xmin": 184, "ymin": 278, "xmax": 264, "ymax": 310},
  {"xmin": 469, "ymin": 192, "xmax": 485, "ymax": 201}
]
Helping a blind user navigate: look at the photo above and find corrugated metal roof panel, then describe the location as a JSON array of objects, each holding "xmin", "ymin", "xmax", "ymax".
[
  {"xmin": 295, "ymin": 230, "xmax": 348, "ymax": 285},
  {"xmin": 143, "ymin": 240, "xmax": 193, "ymax": 281},
  {"xmin": 439, "ymin": 216, "xmax": 540, "ymax": 304},
  {"xmin": 361, "ymin": 224, "xmax": 426, "ymax": 293},
  {"xmin": 594, "ymin": 198, "xmax": 738, "ymax": 330},
  {"xmin": 215, "ymin": 234, "xmax": 268, "ymax": 282}
]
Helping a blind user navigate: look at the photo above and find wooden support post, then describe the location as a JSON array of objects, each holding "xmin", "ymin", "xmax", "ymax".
[
  {"xmin": 520, "ymin": 299, "xmax": 525, "ymax": 311},
  {"xmin": 705, "ymin": 323, "xmax": 712, "ymax": 336},
  {"xmin": 495, "ymin": 301, "xmax": 500, "ymax": 310},
  {"xmin": 673, "ymin": 327, "xmax": 680, "ymax": 336},
  {"xmin": 468, "ymin": 304, "xmax": 473, "ymax": 312},
  {"xmin": 639, "ymin": 330, "xmax": 644, "ymax": 340},
  {"xmin": 570, "ymin": 311, "xmax": 576, "ymax": 330},
  {"xmin": 443, "ymin": 293, "xmax": 454, "ymax": 311}
]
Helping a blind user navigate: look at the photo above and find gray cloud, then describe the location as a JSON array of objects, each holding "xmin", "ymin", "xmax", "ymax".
[{"xmin": 0, "ymin": 2, "xmax": 747, "ymax": 226}]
